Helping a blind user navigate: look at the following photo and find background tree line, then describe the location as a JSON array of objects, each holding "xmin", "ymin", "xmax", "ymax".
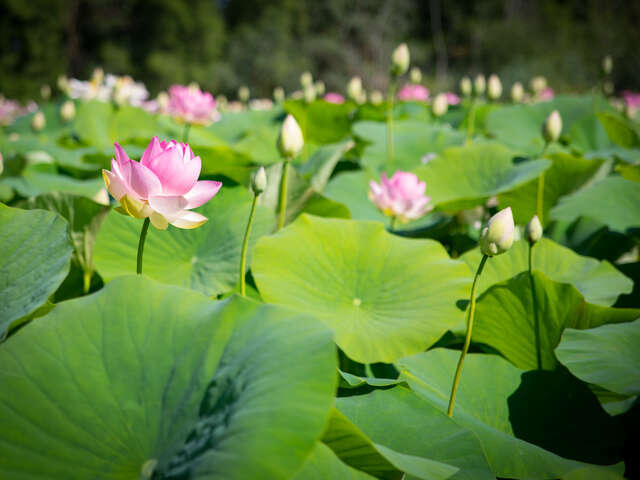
[{"xmin": 1, "ymin": 0, "xmax": 639, "ymax": 100}]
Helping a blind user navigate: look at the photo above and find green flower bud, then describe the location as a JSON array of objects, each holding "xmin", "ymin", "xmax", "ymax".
[
  {"xmin": 479, "ymin": 207, "xmax": 515, "ymax": 256},
  {"xmin": 525, "ymin": 215, "xmax": 543, "ymax": 245},
  {"xmin": 31, "ymin": 111, "xmax": 46, "ymax": 132},
  {"xmin": 487, "ymin": 74, "xmax": 502, "ymax": 100},
  {"xmin": 391, "ymin": 43, "xmax": 410, "ymax": 77},
  {"xmin": 511, "ymin": 82, "xmax": 524, "ymax": 103},
  {"xmin": 474, "ymin": 74, "xmax": 486, "ymax": 96},
  {"xmin": 543, "ymin": 110, "xmax": 562, "ymax": 143},
  {"xmin": 252, "ymin": 166, "xmax": 267, "ymax": 195},
  {"xmin": 460, "ymin": 76, "xmax": 472, "ymax": 97},
  {"xmin": 277, "ymin": 114, "xmax": 304, "ymax": 159},
  {"xmin": 432, "ymin": 93, "xmax": 448, "ymax": 117},
  {"xmin": 410, "ymin": 67, "xmax": 422, "ymax": 84}
]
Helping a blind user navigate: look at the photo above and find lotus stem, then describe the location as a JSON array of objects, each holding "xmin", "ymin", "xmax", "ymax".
[
  {"xmin": 386, "ymin": 79, "xmax": 397, "ymax": 166},
  {"xmin": 529, "ymin": 243, "xmax": 543, "ymax": 369},
  {"xmin": 536, "ymin": 143, "xmax": 549, "ymax": 222},
  {"xmin": 239, "ymin": 194, "xmax": 258, "ymax": 296},
  {"xmin": 277, "ymin": 158, "xmax": 291, "ymax": 230},
  {"xmin": 447, "ymin": 254, "xmax": 488, "ymax": 417},
  {"xmin": 136, "ymin": 217, "xmax": 150, "ymax": 275},
  {"xmin": 182, "ymin": 122, "xmax": 191, "ymax": 144},
  {"xmin": 465, "ymin": 99, "xmax": 476, "ymax": 145}
]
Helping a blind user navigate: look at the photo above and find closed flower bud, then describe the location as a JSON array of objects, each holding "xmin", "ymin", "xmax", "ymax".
[
  {"xmin": 300, "ymin": 71, "xmax": 313, "ymax": 88},
  {"xmin": 303, "ymin": 84, "xmax": 316, "ymax": 103},
  {"xmin": 474, "ymin": 74, "xmax": 486, "ymax": 96},
  {"xmin": 543, "ymin": 110, "xmax": 562, "ymax": 143},
  {"xmin": 60, "ymin": 100, "xmax": 76, "ymax": 122},
  {"xmin": 511, "ymin": 82, "xmax": 524, "ymax": 103},
  {"xmin": 251, "ymin": 166, "xmax": 267, "ymax": 195},
  {"xmin": 347, "ymin": 76, "xmax": 363, "ymax": 101},
  {"xmin": 314, "ymin": 80, "xmax": 325, "ymax": 96},
  {"xmin": 525, "ymin": 215, "xmax": 543, "ymax": 244},
  {"xmin": 238, "ymin": 86, "xmax": 250, "ymax": 103},
  {"xmin": 31, "ymin": 111, "xmax": 46, "ymax": 132},
  {"xmin": 370, "ymin": 90, "xmax": 384, "ymax": 105},
  {"xmin": 277, "ymin": 114, "xmax": 304, "ymax": 158},
  {"xmin": 487, "ymin": 74, "xmax": 502, "ymax": 100},
  {"xmin": 273, "ymin": 87, "xmax": 285, "ymax": 103},
  {"xmin": 530, "ymin": 76, "xmax": 547, "ymax": 94},
  {"xmin": 410, "ymin": 67, "xmax": 422, "ymax": 84},
  {"xmin": 432, "ymin": 93, "xmax": 448, "ymax": 117},
  {"xmin": 391, "ymin": 43, "xmax": 410, "ymax": 77},
  {"xmin": 460, "ymin": 76, "xmax": 472, "ymax": 97},
  {"xmin": 479, "ymin": 207, "xmax": 515, "ymax": 256},
  {"xmin": 602, "ymin": 55, "xmax": 613, "ymax": 75}
]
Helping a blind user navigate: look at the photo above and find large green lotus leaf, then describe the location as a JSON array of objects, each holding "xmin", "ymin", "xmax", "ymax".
[
  {"xmin": 252, "ymin": 215, "xmax": 471, "ymax": 363},
  {"xmin": 292, "ymin": 443, "xmax": 376, "ymax": 480},
  {"xmin": 497, "ymin": 152, "xmax": 603, "ymax": 225},
  {"xmin": 94, "ymin": 187, "xmax": 274, "ymax": 296},
  {"xmin": 473, "ymin": 270, "xmax": 640, "ymax": 370},
  {"xmin": 556, "ymin": 318, "xmax": 640, "ymax": 396},
  {"xmin": 461, "ymin": 238, "xmax": 632, "ymax": 306},
  {"xmin": 485, "ymin": 95, "xmax": 613, "ymax": 155},
  {"xmin": 0, "ymin": 204, "xmax": 72, "ymax": 334},
  {"xmin": 197, "ymin": 144, "xmax": 256, "ymax": 184},
  {"xmin": 550, "ymin": 176, "xmax": 640, "ymax": 233},
  {"xmin": 333, "ymin": 389, "xmax": 492, "ymax": 480},
  {"xmin": 5, "ymin": 102, "xmax": 69, "ymax": 138},
  {"xmin": 353, "ymin": 120, "xmax": 465, "ymax": 173},
  {"xmin": 0, "ymin": 276, "xmax": 337, "ymax": 479},
  {"xmin": 413, "ymin": 143, "xmax": 550, "ymax": 210},
  {"xmin": 597, "ymin": 112, "xmax": 640, "ymax": 148},
  {"xmin": 398, "ymin": 349, "xmax": 624, "ymax": 479},
  {"xmin": 285, "ymin": 99, "xmax": 354, "ymax": 145},
  {"xmin": 569, "ymin": 114, "xmax": 614, "ymax": 153},
  {"xmin": 209, "ymin": 109, "xmax": 282, "ymax": 143}
]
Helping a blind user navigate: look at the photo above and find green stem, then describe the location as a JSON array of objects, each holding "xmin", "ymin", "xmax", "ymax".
[
  {"xmin": 365, "ymin": 364, "xmax": 375, "ymax": 378},
  {"xmin": 447, "ymin": 254, "xmax": 488, "ymax": 417},
  {"xmin": 529, "ymin": 244, "xmax": 543, "ymax": 370},
  {"xmin": 386, "ymin": 79, "xmax": 397, "ymax": 166},
  {"xmin": 536, "ymin": 142, "xmax": 549, "ymax": 223},
  {"xmin": 182, "ymin": 123, "xmax": 191, "ymax": 143},
  {"xmin": 277, "ymin": 158, "xmax": 291, "ymax": 230},
  {"xmin": 389, "ymin": 216, "xmax": 398, "ymax": 232},
  {"xmin": 136, "ymin": 218, "xmax": 150, "ymax": 275},
  {"xmin": 465, "ymin": 98, "xmax": 476, "ymax": 145},
  {"xmin": 83, "ymin": 270, "xmax": 92, "ymax": 294},
  {"xmin": 239, "ymin": 194, "xmax": 258, "ymax": 296}
]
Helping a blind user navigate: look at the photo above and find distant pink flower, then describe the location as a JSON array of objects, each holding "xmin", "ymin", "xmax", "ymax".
[
  {"xmin": 622, "ymin": 91, "xmax": 640, "ymax": 109},
  {"xmin": 538, "ymin": 87, "xmax": 555, "ymax": 102},
  {"xmin": 369, "ymin": 171, "xmax": 433, "ymax": 222},
  {"xmin": 444, "ymin": 92, "xmax": 460, "ymax": 105},
  {"xmin": 397, "ymin": 84, "xmax": 430, "ymax": 102},
  {"xmin": 168, "ymin": 85, "xmax": 219, "ymax": 125},
  {"xmin": 323, "ymin": 92, "xmax": 345, "ymax": 104},
  {"xmin": 102, "ymin": 136, "xmax": 222, "ymax": 229}
]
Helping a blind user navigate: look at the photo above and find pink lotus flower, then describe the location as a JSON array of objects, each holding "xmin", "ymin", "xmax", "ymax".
[
  {"xmin": 102, "ymin": 137, "xmax": 222, "ymax": 229},
  {"xmin": 444, "ymin": 92, "xmax": 460, "ymax": 105},
  {"xmin": 397, "ymin": 84, "xmax": 430, "ymax": 102},
  {"xmin": 168, "ymin": 85, "xmax": 219, "ymax": 125},
  {"xmin": 323, "ymin": 92, "xmax": 345, "ymax": 104},
  {"xmin": 622, "ymin": 91, "xmax": 640, "ymax": 109},
  {"xmin": 538, "ymin": 87, "xmax": 555, "ymax": 102},
  {"xmin": 369, "ymin": 171, "xmax": 433, "ymax": 222}
]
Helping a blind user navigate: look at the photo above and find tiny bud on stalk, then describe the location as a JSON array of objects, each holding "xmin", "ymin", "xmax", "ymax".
[
  {"xmin": 273, "ymin": 87, "xmax": 285, "ymax": 103},
  {"xmin": 60, "ymin": 100, "xmax": 76, "ymax": 122},
  {"xmin": 543, "ymin": 110, "xmax": 562, "ymax": 143},
  {"xmin": 391, "ymin": 43, "xmax": 410, "ymax": 77},
  {"xmin": 479, "ymin": 207, "xmax": 515, "ymax": 256},
  {"xmin": 347, "ymin": 76, "xmax": 363, "ymax": 102},
  {"xmin": 432, "ymin": 93, "xmax": 448, "ymax": 117},
  {"xmin": 252, "ymin": 167, "xmax": 267, "ymax": 195},
  {"xmin": 31, "ymin": 111, "xmax": 46, "ymax": 132},
  {"xmin": 460, "ymin": 76, "xmax": 472, "ymax": 97},
  {"xmin": 277, "ymin": 114, "xmax": 304, "ymax": 159},
  {"xmin": 300, "ymin": 71, "xmax": 313, "ymax": 88},
  {"xmin": 474, "ymin": 74, "xmax": 486, "ymax": 96},
  {"xmin": 238, "ymin": 86, "xmax": 250, "ymax": 103},
  {"xmin": 525, "ymin": 215, "xmax": 543, "ymax": 245},
  {"xmin": 314, "ymin": 80, "xmax": 325, "ymax": 96},
  {"xmin": 511, "ymin": 82, "xmax": 524, "ymax": 103},
  {"xmin": 487, "ymin": 74, "xmax": 502, "ymax": 100},
  {"xmin": 410, "ymin": 67, "xmax": 422, "ymax": 84}
]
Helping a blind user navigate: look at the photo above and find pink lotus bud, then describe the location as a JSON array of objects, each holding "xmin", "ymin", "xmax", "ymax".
[
  {"xmin": 444, "ymin": 92, "xmax": 460, "ymax": 105},
  {"xmin": 479, "ymin": 207, "xmax": 515, "ymax": 256},
  {"xmin": 368, "ymin": 171, "xmax": 433, "ymax": 223},
  {"xmin": 538, "ymin": 87, "xmax": 555, "ymax": 102},
  {"xmin": 168, "ymin": 85, "xmax": 218, "ymax": 126},
  {"xmin": 525, "ymin": 215, "xmax": 543, "ymax": 244},
  {"xmin": 323, "ymin": 92, "xmax": 345, "ymax": 104},
  {"xmin": 397, "ymin": 84, "xmax": 429, "ymax": 102},
  {"xmin": 102, "ymin": 137, "xmax": 222, "ymax": 230}
]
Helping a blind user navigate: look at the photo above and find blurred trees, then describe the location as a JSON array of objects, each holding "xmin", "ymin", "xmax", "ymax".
[{"xmin": 1, "ymin": 0, "xmax": 639, "ymax": 100}]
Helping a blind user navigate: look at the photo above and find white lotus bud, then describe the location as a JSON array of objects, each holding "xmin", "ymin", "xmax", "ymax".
[
  {"xmin": 391, "ymin": 43, "xmax": 410, "ymax": 77},
  {"xmin": 487, "ymin": 74, "xmax": 502, "ymax": 100},
  {"xmin": 432, "ymin": 93, "xmax": 448, "ymax": 117},
  {"xmin": 543, "ymin": 110, "xmax": 562, "ymax": 143},
  {"xmin": 252, "ymin": 166, "xmax": 267, "ymax": 195},
  {"xmin": 479, "ymin": 207, "xmax": 515, "ymax": 256},
  {"xmin": 277, "ymin": 114, "xmax": 304, "ymax": 158},
  {"xmin": 530, "ymin": 76, "xmax": 547, "ymax": 94},
  {"xmin": 57, "ymin": 75, "xmax": 69, "ymax": 93},
  {"xmin": 370, "ymin": 90, "xmax": 384, "ymax": 105},
  {"xmin": 525, "ymin": 215, "xmax": 543, "ymax": 244},
  {"xmin": 410, "ymin": 67, "xmax": 422, "ymax": 84},
  {"xmin": 60, "ymin": 100, "xmax": 76, "ymax": 122},
  {"xmin": 511, "ymin": 82, "xmax": 524, "ymax": 103},
  {"xmin": 602, "ymin": 55, "xmax": 613, "ymax": 75},
  {"xmin": 474, "ymin": 74, "xmax": 486, "ymax": 96},
  {"xmin": 303, "ymin": 84, "xmax": 316, "ymax": 103},
  {"xmin": 31, "ymin": 111, "xmax": 46, "ymax": 132},
  {"xmin": 238, "ymin": 86, "xmax": 250, "ymax": 103},
  {"xmin": 314, "ymin": 81, "xmax": 325, "ymax": 96},
  {"xmin": 273, "ymin": 87, "xmax": 285, "ymax": 103},
  {"xmin": 460, "ymin": 76, "xmax": 472, "ymax": 97},
  {"xmin": 347, "ymin": 76, "xmax": 363, "ymax": 101},
  {"xmin": 300, "ymin": 71, "xmax": 313, "ymax": 88}
]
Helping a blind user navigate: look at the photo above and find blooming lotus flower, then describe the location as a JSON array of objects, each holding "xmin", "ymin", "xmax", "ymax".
[
  {"xmin": 397, "ymin": 84, "xmax": 429, "ymax": 102},
  {"xmin": 369, "ymin": 171, "xmax": 433, "ymax": 222},
  {"xmin": 324, "ymin": 92, "xmax": 345, "ymax": 104},
  {"xmin": 444, "ymin": 92, "xmax": 460, "ymax": 105},
  {"xmin": 622, "ymin": 91, "xmax": 640, "ymax": 109},
  {"xmin": 102, "ymin": 137, "xmax": 222, "ymax": 229},
  {"xmin": 168, "ymin": 85, "xmax": 218, "ymax": 126}
]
